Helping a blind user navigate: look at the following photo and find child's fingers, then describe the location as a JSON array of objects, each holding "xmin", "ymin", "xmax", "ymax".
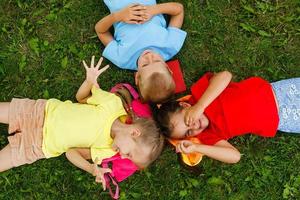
[
  {"xmin": 175, "ymin": 144, "xmax": 181, "ymax": 153},
  {"xmin": 130, "ymin": 3, "xmax": 140, "ymax": 8},
  {"xmin": 179, "ymin": 142, "xmax": 188, "ymax": 153},
  {"xmin": 131, "ymin": 15, "xmax": 144, "ymax": 22},
  {"xmin": 127, "ymin": 20, "xmax": 139, "ymax": 24},
  {"xmin": 95, "ymin": 174, "xmax": 102, "ymax": 183},
  {"xmin": 133, "ymin": 10, "xmax": 146, "ymax": 16},
  {"xmin": 131, "ymin": 4, "xmax": 146, "ymax": 11},
  {"xmin": 102, "ymin": 168, "xmax": 112, "ymax": 174},
  {"xmin": 98, "ymin": 64, "xmax": 110, "ymax": 74},
  {"xmin": 82, "ymin": 60, "xmax": 88, "ymax": 70},
  {"xmin": 91, "ymin": 55, "xmax": 95, "ymax": 68},
  {"xmin": 184, "ymin": 115, "xmax": 191, "ymax": 126},
  {"xmin": 95, "ymin": 57, "xmax": 103, "ymax": 69},
  {"xmin": 101, "ymin": 176, "xmax": 106, "ymax": 191}
]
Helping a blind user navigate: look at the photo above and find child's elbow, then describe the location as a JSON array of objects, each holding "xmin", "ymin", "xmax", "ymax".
[
  {"xmin": 95, "ymin": 22, "xmax": 103, "ymax": 35},
  {"xmin": 175, "ymin": 3, "xmax": 184, "ymax": 14},
  {"xmin": 75, "ymin": 94, "xmax": 81, "ymax": 103},
  {"xmin": 219, "ymin": 70, "xmax": 232, "ymax": 82},
  {"xmin": 223, "ymin": 71, "xmax": 232, "ymax": 79},
  {"xmin": 231, "ymin": 152, "xmax": 241, "ymax": 164},
  {"xmin": 65, "ymin": 149, "xmax": 73, "ymax": 160}
]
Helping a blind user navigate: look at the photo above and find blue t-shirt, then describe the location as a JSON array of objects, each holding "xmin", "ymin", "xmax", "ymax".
[{"xmin": 103, "ymin": 0, "xmax": 187, "ymax": 70}]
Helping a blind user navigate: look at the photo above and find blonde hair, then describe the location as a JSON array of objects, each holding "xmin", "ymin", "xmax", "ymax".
[
  {"xmin": 133, "ymin": 118, "xmax": 165, "ymax": 168},
  {"xmin": 139, "ymin": 71, "xmax": 175, "ymax": 103}
]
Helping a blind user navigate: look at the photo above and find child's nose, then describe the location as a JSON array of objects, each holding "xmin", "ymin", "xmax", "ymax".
[
  {"xmin": 190, "ymin": 121, "xmax": 197, "ymax": 129},
  {"xmin": 146, "ymin": 53, "xmax": 153, "ymax": 63},
  {"xmin": 120, "ymin": 152, "xmax": 128, "ymax": 159}
]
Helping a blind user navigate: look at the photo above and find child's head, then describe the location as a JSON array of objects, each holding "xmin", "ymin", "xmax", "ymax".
[
  {"xmin": 135, "ymin": 50, "xmax": 175, "ymax": 103},
  {"xmin": 112, "ymin": 118, "xmax": 164, "ymax": 168},
  {"xmin": 154, "ymin": 101, "xmax": 209, "ymax": 139}
]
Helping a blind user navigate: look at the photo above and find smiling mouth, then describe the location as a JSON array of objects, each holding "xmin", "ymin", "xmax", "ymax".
[
  {"xmin": 141, "ymin": 50, "xmax": 151, "ymax": 57},
  {"xmin": 198, "ymin": 119, "xmax": 202, "ymax": 130}
]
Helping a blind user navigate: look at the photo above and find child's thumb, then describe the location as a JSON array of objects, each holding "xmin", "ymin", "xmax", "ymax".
[{"xmin": 103, "ymin": 168, "xmax": 112, "ymax": 174}]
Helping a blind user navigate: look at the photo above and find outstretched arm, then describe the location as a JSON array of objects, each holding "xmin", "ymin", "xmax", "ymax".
[
  {"xmin": 176, "ymin": 140, "xmax": 241, "ymax": 164},
  {"xmin": 65, "ymin": 148, "xmax": 111, "ymax": 190},
  {"xmin": 185, "ymin": 71, "xmax": 232, "ymax": 125},
  {"xmin": 76, "ymin": 56, "xmax": 110, "ymax": 103},
  {"xmin": 144, "ymin": 2, "xmax": 184, "ymax": 28},
  {"xmin": 95, "ymin": 4, "xmax": 146, "ymax": 46}
]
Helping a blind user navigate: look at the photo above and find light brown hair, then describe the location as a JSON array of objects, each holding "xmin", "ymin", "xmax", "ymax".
[
  {"xmin": 139, "ymin": 72, "xmax": 175, "ymax": 103},
  {"xmin": 133, "ymin": 118, "xmax": 165, "ymax": 168}
]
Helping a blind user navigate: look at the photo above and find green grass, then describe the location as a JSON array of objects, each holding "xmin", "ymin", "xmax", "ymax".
[{"xmin": 0, "ymin": 0, "xmax": 300, "ymax": 199}]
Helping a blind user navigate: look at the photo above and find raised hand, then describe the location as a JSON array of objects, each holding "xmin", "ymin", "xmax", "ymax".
[
  {"xmin": 176, "ymin": 140, "xmax": 196, "ymax": 154},
  {"xmin": 116, "ymin": 4, "xmax": 147, "ymax": 24},
  {"xmin": 82, "ymin": 56, "xmax": 109, "ymax": 88},
  {"xmin": 184, "ymin": 105, "xmax": 204, "ymax": 127}
]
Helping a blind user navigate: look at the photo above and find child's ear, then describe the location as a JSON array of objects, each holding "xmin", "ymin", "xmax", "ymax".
[
  {"xmin": 131, "ymin": 128, "xmax": 141, "ymax": 138},
  {"xmin": 179, "ymin": 101, "xmax": 191, "ymax": 108},
  {"xmin": 134, "ymin": 72, "xmax": 139, "ymax": 86},
  {"xmin": 166, "ymin": 65, "xmax": 173, "ymax": 75}
]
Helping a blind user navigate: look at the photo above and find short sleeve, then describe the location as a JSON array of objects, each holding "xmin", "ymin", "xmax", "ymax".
[
  {"xmin": 87, "ymin": 86, "xmax": 126, "ymax": 116},
  {"xmin": 87, "ymin": 86, "xmax": 116, "ymax": 105},
  {"xmin": 103, "ymin": 40, "xmax": 124, "ymax": 69},
  {"xmin": 163, "ymin": 27, "xmax": 187, "ymax": 60},
  {"xmin": 196, "ymin": 131, "xmax": 222, "ymax": 145},
  {"xmin": 91, "ymin": 147, "xmax": 116, "ymax": 164},
  {"xmin": 190, "ymin": 72, "xmax": 214, "ymax": 101}
]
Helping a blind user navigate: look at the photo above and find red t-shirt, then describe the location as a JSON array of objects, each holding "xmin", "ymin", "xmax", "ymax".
[{"xmin": 189, "ymin": 73, "xmax": 279, "ymax": 145}]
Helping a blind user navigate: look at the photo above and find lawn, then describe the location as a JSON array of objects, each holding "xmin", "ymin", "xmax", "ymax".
[{"xmin": 0, "ymin": 0, "xmax": 300, "ymax": 199}]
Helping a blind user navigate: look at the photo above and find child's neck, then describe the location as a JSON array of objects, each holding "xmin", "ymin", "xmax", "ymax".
[{"xmin": 110, "ymin": 118, "xmax": 129, "ymax": 138}]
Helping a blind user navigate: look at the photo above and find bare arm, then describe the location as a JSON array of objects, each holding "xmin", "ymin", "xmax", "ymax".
[
  {"xmin": 177, "ymin": 140, "xmax": 241, "ymax": 164},
  {"xmin": 145, "ymin": 2, "xmax": 184, "ymax": 28},
  {"xmin": 185, "ymin": 71, "xmax": 232, "ymax": 125},
  {"xmin": 65, "ymin": 148, "xmax": 94, "ymax": 174},
  {"xmin": 94, "ymin": 14, "xmax": 116, "ymax": 46},
  {"xmin": 76, "ymin": 56, "xmax": 110, "ymax": 103},
  {"xmin": 95, "ymin": 4, "xmax": 146, "ymax": 46}
]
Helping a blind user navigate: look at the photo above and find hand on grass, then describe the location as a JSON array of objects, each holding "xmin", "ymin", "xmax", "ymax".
[
  {"xmin": 115, "ymin": 4, "xmax": 147, "ymax": 24},
  {"xmin": 82, "ymin": 56, "xmax": 109, "ymax": 88},
  {"xmin": 176, "ymin": 140, "xmax": 196, "ymax": 154}
]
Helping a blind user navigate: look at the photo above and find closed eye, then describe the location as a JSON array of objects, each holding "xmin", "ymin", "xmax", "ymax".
[
  {"xmin": 185, "ymin": 129, "xmax": 191, "ymax": 137},
  {"xmin": 142, "ymin": 60, "xmax": 161, "ymax": 68}
]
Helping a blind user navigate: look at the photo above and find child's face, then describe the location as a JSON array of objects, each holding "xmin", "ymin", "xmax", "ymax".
[
  {"xmin": 169, "ymin": 106, "xmax": 209, "ymax": 139},
  {"xmin": 112, "ymin": 132, "xmax": 151, "ymax": 168},
  {"xmin": 137, "ymin": 50, "xmax": 166, "ymax": 71},
  {"xmin": 136, "ymin": 50, "xmax": 172, "ymax": 100}
]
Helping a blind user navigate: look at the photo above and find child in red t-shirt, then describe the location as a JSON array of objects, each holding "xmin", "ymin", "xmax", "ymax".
[{"xmin": 154, "ymin": 71, "xmax": 300, "ymax": 163}]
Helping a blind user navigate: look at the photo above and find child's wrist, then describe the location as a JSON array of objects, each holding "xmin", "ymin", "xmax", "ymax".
[
  {"xmin": 148, "ymin": 5, "xmax": 158, "ymax": 15},
  {"xmin": 111, "ymin": 12, "xmax": 121, "ymax": 22},
  {"xmin": 194, "ymin": 103, "xmax": 205, "ymax": 113},
  {"xmin": 89, "ymin": 164, "xmax": 95, "ymax": 175},
  {"xmin": 85, "ymin": 79, "xmax": 94, "ymax": 86}
]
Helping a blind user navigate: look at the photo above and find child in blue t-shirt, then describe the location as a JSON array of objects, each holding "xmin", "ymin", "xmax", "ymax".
[{"xmin": 95, "ymin": 0, "xmax": 187, "ymax": 103}]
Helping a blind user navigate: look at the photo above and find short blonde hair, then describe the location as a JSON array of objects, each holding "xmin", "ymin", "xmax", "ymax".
[
  {"xmin": 139, "ymin": 71, "xmax": 175, "ymax": 103},
  {"xmin": 133, "ymin": 118, "xmax": 165, "ymax": 168}
]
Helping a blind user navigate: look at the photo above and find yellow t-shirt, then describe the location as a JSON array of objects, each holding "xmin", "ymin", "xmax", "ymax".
[{"xmin": 42, "ymin": 87, "xmax": 127, "ymax": 162}]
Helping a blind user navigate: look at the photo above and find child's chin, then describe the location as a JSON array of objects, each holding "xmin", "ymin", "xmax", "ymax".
[{"xmin": 111, "ymin": 143, "xmax": 118, "ymax": 152}]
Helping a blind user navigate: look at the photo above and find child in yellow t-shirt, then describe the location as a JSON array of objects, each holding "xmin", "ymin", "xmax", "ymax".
[{"xmin": 0, "ymin": 56, "xmax": 164, "ymax": 190}]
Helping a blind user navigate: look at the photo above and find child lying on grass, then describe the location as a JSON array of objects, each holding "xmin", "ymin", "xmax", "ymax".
[
  {"xmin": 154, "ymin": 71, "xmax": 300, "ymax": 163},
  {"xmin": 0, "ymin": 56, "xmax": 164, "ymax": 190},
  {"xmin": 95, "ymin": 0, "xmax": 186, "ymax": 103}
]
